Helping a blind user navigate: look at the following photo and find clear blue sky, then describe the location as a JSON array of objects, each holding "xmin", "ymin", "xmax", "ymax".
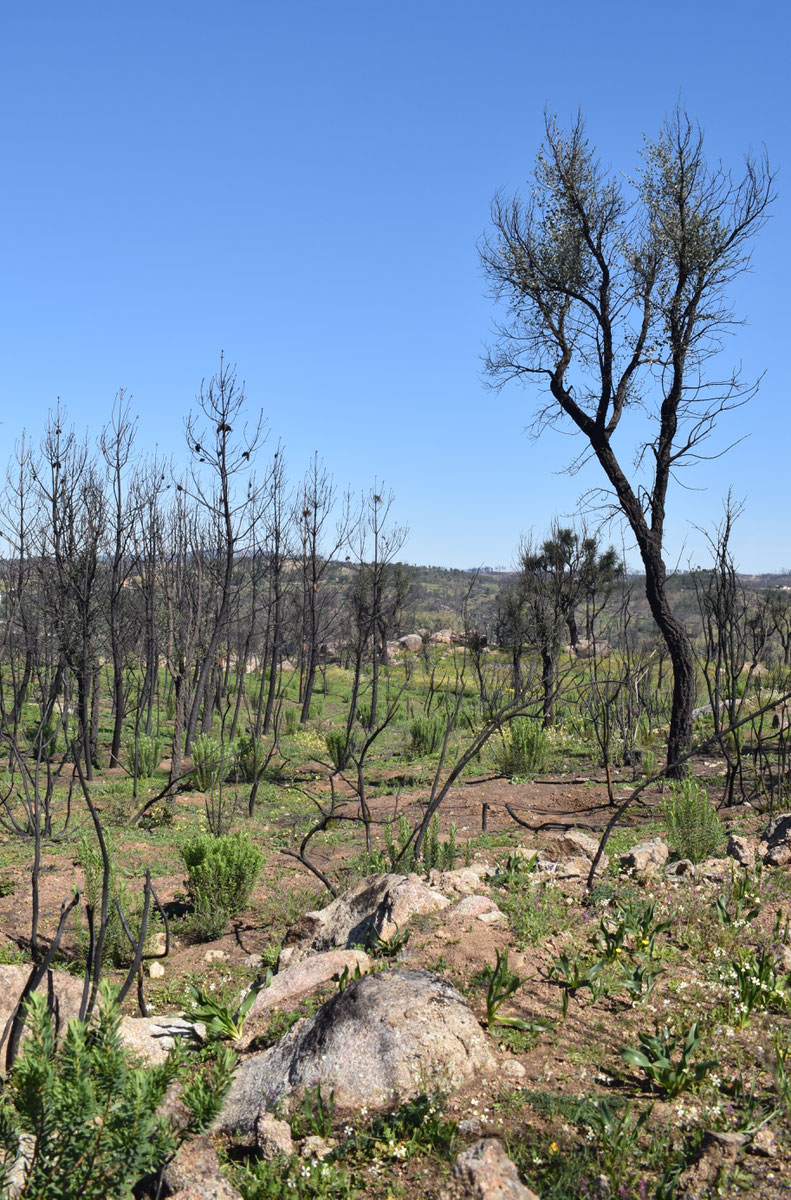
[{"xmin": 1, "ymin": 1, "xmax": 787, "ymax": 572}]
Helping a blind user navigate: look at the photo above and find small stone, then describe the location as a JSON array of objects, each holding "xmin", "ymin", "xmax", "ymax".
[
  {"xmin": 255, "ymin": 1111, "xmax": 295, "ymax": 1160},
  {"xmin": 553, "ymin": 856, "xmax": 590, "ymax": 879},
  {"xmin": 543, "ymin": 830, "xmax": 607, "ymax": 867},
  {"xmin": 620, "ymin": 838, "xmax": 669, "ymax": 877},
  {"xmin": 300, "ymin": 1135, "xmax": 334, "ymax": 1160},
  {"xmin": 163, "ymin": 1134, "xmax": 241, "ymax": 1200},
  {"xmin": 727, "ymin": 835, "xmax": 757, "ymax": 867},
  {"xmin": 204, "ymin": 949, "xmax": 229, "ymax": 963},
  {"xmin": 148, "ymin": 960, "xmax": 165, "ymax": 978},
  {"xmin": 750, "ymin": 1127, "xmax": 778, "ymax": 1158},
  {"xmin": 452, "ymin": 895, "xmax": 501, "ymax": 919},
  {"xmin": 665, "ymin": 858, "xmax": 694, "ymax": 877},
  {"xmin": 245, "ymin": 953, "xmax": 263, "ymax": 968},
  {"xmin": 451, "ymin": 1138, "xmax": 539, "ymax": 1199},
  {"xmin": 478, "ymin": 910, "xmax": 507, "ymax": 925},
  {"xmin": 500, "ymin": 1060, "xmax": 526, "ymax": 1081},
  {"xmin": 706, "ymin": 1130, "xmax": 746, "ymax": 1154},
  {"xmin": 458, "ymin": 1116, "xmax": 483, "ymax": 1136}
]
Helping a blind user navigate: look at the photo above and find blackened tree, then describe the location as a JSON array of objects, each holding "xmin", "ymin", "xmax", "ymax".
[{"xmin": 481, "ymin": 109, "xmax": 773, "ymax": 774}]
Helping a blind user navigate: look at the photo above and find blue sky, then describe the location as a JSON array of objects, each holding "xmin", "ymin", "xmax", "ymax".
[{"xmin": 1, "ymin": 1, "xmax": 787, "ymax": 571}]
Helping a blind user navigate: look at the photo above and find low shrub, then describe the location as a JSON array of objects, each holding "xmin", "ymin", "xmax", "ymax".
[
  {"xmin": 124, "ymin": 731, "xmax": 163, "ymax": 778},
  {"xmin": 190, "ymin": 733, "xmax": 226, "ymax": 792},
  {"xmin": 181, "ymin": 830, "xmax": 265, "ymax": 940},
  {"xmin": 0, "ymin": 981, "xmax": 235, "ymax": 1200},
  {"xmin": 494, "ymin": 718, "xmax": 549, "ymax": 778},
  {"xmin": 408, "ymin": 713, "xmax": 445, "ymax": 758},
  {"xmin": 663, "ymin": 778, "xmax": 724, "ymax": 863}
]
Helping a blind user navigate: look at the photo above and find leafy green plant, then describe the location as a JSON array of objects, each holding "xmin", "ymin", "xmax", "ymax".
[
  {"xmin": 190, "ymin": 733, "xmax": 226, "ymax": 792},
  {"xmin": 228, "ymin": 734, "xmax": 259, "ymax": 783},
  {"xmin": 502, "ymin": 1091, "xmax": 666, "ymax": 1200},
  {"xmin": 617, "ymin": 959, "xmax": 664, "ymax": 1004},
  {"xmin": 724, "ymin": 946, "xmax": 791, "ymax": 1027},
  {"xmin": 491, "ymin": 850, "xmax": 539, "ymax": 887},
  {"xmin": 230, "ymin": 1154, "xmax": 356, "ymax": 1200},
  {"xmin": 593, "ymin": 914, "xmax": 627, "ymax": 962},
  {"xmin": 0, "ymin": 981, "xmax": 235, "ymax": 1200},
  {"xmin": 181, "ymin": 830, "xmax": 265, "ymax": 940},
  {"xmin": 663, "ymin": 777, "xmax": 724, "ymax": 863},
  {"xmin": 124, "ymin": 731, "xmax": 163, "ymax": 778},
  {"xmin": 499, "ymin": 879, "xmax": 568, "ymax": 948},
  {"xmin": 485, "ymin": 948, "xmax": 530, "ymax": 1030},
  {"xmin": 622, "ymin": 1022, "xmax": 715, "ymax": 1097},
  {"xmin": 617, "ymin": 898, "xmax": 673, "ymax": 957},
  {"xmin": 408, "ymin": 713, "xmax": 445, "ymax": 758},
  {"xmin": 336, "ymin": 961, "xmax": 364, "ymax": 992},
  {"xmin": 353, "ymin": 1092, "xmax": 457, "ymax": 1161},
  {"xmin": 494, "ymin": 717, "xmax": 549, "ymax": 778},
  {"xmin": 325, "ymin": 729, "xmax": 352, "ymax": 770},
  {"xmin": 772, "ymin": 1031, "xmax": 791, "ymax": 1111},
  {"xmin": 641, "ymin": 748, "xmax": 658, "ymax": 778},
  {"xmin": 714, "ymin": 866, "xmax": 762, "ymax": 928},
  {"xmin": 76, "ymin": 834, "xmax": 135, "ymax": 968},
  {"xmin": 185, "ymin": 974, "xmax": 272, "ymax": 1041},
  {"xmin": 292, "ymin": 1083, "xmax": 336, "ymax": 1138},
  {"xmin": 365, "ymin": 921, "xmax": 411, "ymax": 959},
  {"xmin": 138, "ymin": 800, "xmax": 175, "ymax": 831},
  {"xmin": 548, "ymin": 952, "xmax": 605, "ymax": 1018},
  {"xmin": 422, "ymin": 815, "xmax": 458, "ymax": 871}
]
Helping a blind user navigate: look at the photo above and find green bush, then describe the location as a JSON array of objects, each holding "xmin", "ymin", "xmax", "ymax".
[
  {"xmin": 494, "ymin": 718, "xmax": 549, "ymax": 778},
  {"xmin": 124, "ymin": 731, "xmax": 163, "ymax": 778},
  {"xmin": 77, "ymin": 835, "xmax": 134, "ymax": 968},
  {"xmin": 181, "ymin": 831, "xmax": 265, "ymax": 940},
  {"xmin": 325, "ymin": 729, "xmax": 351, "ymax": 770},
  {"xmin": 663, "ymin": 778, "xmax": 724, "ymax": 864},
  {"xmin": 0, "ymin": 981, "xmax": 235, "ymax": 1200},
  {"xmin": 228, "ymin": 734, "xmax": 258, "ymax": 783},
  {"xmin": 408, "ymin": 713, "xmax": 445, "ymax": 758},
  {"xmin": 190, "ymin": 733, "xmax": 226, "ymax": 792}
]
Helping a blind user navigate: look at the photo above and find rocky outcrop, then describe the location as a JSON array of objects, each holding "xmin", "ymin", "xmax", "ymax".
[
  {"xmin": 759, "ymin": 814, "xmax": 791, "ymax": 867},
  {"xmin": 0, "ymin": 965, "xmax": 203, "ymax": 1065},
  {"xmin": 249, "ymin": 949, "xmax": 371, "ymax": 1018},
  {"xmin": 398, "ymin": 634, "xmax": 424, "ymax": 652},
  {"xmin": 620, "ymin": 838, "xmax": 669, "ymax": 877},
  {"xmin": 216, "ymin": 969, "xmax": 491, "ymax": 1136},
  {"xmin": 162, "ymin": 1135, "xmax": 242, "ymax": 1200},
  {"xmin": 279, "ymin": 874, "xmax": 449, "ymax": 968}
]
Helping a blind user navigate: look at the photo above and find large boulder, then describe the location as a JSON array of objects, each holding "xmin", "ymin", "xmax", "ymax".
[
  {"xmin": 216, "ymin": 969, "xmax": 491, "ymax": 1135},
  {"xmin": 0, "ymin": 965, "xmax": 84, "ymax": 1043},
  {"xmin": 0, "ymin": 966, "xmax": 203, "ymax": 1065},
  {"xmin": 279, "ymin": 874, "xmax": 449, "ymax": 968},
  {"xmin": 398, "ymin": 634, "xmax": 424, "ymax": 652},
  {"xmin": 249, "ymin": 949, "xmax": 371, "ymax": 1018}
]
